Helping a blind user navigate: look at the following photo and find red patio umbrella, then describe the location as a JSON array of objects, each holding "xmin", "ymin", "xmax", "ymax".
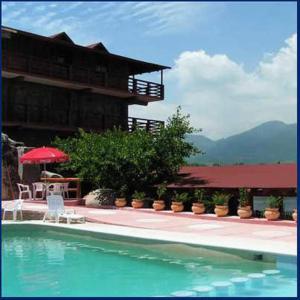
[
  {"xmin": 20, "ymin": 146, "xmax": 69, "ymax": 182},
  {"xmin": 20, "ymin": 146, "xmax": 69, "ymax": 165},
  {"xmin": 20, "ymin": 146, "xmax": 70, "ymax": 194}
]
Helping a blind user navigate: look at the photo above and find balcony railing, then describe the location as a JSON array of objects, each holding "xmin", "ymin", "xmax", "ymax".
[
  {"xmin": 2, "ymin": 51, "xmax": 164, "ymax": 100},
  {"xmin": 128, "ymin": 77, "xmax": 163, "ymax": 99},
  {"xmin": 128, "ymin": 117, "xmax": 164, "ymax": 134},
  {"xmin": 4, "ymin": 117, "xmax": 165, "ymax": 134}
]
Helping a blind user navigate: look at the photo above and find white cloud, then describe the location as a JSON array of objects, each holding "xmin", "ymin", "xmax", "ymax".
[
  {"xmin": 130, "ymin": 34, "xmax": 297, "ymax": 139},
  {"xmin": 2, "ymin": 2, "xmax": 212, "ymax": 37}
]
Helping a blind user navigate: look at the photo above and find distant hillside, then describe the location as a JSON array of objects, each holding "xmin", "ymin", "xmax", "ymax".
[{"xmin": 187, "ymin": 121, "xmax": 297, "ymax": 165}]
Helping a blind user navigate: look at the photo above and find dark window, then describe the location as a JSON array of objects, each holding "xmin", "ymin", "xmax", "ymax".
[{"xmin": 95, "ymin": 65, "xmax": 107, "ymax": 73}]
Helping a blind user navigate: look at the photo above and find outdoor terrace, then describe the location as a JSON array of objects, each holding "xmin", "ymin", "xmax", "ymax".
[{"xmin": 2, "ymin": 201, "xmax": 296, "ymax": 256}]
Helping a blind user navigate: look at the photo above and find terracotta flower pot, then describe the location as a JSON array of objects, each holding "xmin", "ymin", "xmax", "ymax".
[
  {"xmin": 192, "ymin": 202, "xmax": 205, "ymax": 214},
  {"xmin": 214, "ymin": 205, "xmax": 228, "ymax": 217},
  {"xmin": 153, "ymin": 200, "xmax": 165, "ymax": 211},
  {"xmin": 131, "ymin": 199, "xmax": 144, "ymax": 209},
  {"xmin": 264, "ymin": 208, "xmax": 280, "ymax": 221},
  {"xmin": 115, "ymin": 198, "xmax": 127, "ymax": 207},
  {"xmin": 237, "ymin": 206, "xmax": 252, "ymax": 219},
  {"xmin": 292, "ymin": 209, "xmax": 297, "ymax": 222},
  {"xmin": 171, "ymin": 201, "xmax": 184, "ymax": 212}
]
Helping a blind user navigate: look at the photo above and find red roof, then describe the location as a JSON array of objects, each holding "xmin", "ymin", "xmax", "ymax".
[{"xmin": 168, "ymin": 164, "xmax": 297, "ymax": 189}]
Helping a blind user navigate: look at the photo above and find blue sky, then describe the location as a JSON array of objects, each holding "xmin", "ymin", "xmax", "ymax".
[{"xmin": 2, "ymin": 1, "xmax": 297, "ymax": 139}]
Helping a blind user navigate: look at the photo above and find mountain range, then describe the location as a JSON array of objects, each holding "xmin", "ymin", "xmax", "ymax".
[{"xmin": 186, "ymin": 121, "xmax": 297, "ymax": 165}]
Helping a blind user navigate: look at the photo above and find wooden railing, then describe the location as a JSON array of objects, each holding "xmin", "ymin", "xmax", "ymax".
[
  {"xmin": 128, "ymin": 77, "xmax": 163, "ymax": 99},
  {"xmin": 2, "ymin": 51, "xmax": 164, "ymax": 100},
  {"xmin": 128, "ymin": 117, "xmax": 164, "ymax": 134}
]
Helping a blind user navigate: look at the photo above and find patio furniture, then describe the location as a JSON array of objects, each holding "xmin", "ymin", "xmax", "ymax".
[
  {"xmin": 43, "ymin": 195, "xmax": 85, "ymax": 224},
  {"xmin": 41, "ymin": 178, "xmax": 81, "ymax": 200},
  {"xmin": 47, "ymin": 183, "xmax": 64, "ymax": 196},
  {"xmin": 17, "ymin": 183, "xmax": 32, "ymax": 200},
  {"xmin": 2, "ymin": 199, "xmax": 24, "ymax": 221},
  {"xmin": 32, "ymin": 182, "xmax": 46, "ymax": 200},
  {"xmin": 63, "ymin": 182, "xmax": 70, "ymax": 199}
]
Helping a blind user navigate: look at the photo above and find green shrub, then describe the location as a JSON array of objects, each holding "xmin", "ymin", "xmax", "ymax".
[
  {"xmin": 266, "ymin": 196, "xmax": 282, "ymax": 208},
  {"xmin": 116, "ymin": 185, "xmax": 127, "ymax": 198},
  {"xmin": 204, "ymin": 199, "xmax": 214, "ymax": 213},
  {"xmin": 194, "ymin": 189, "xmax": 205, "ymax": 203},
  {"xmin": 156, "ymin": 182, "xmax": 167, "ymax": 200},
  {"xmin": 212, "ymin": 192, "xmax": 231, "ymax": 206},
  {"xmin": 173, "ymin": 191, "xmax": 189, "ymax": 203},
  {"xmin": 132, "ymin": 191, "xmax": 146, "ymax": 201},
  {"xmin": 53, "ymin": 107, "xmax": 199, "ymax": 195},
  {"xmin": 239, "ymin": 188, "xmax": 250, "ymax": 207}
]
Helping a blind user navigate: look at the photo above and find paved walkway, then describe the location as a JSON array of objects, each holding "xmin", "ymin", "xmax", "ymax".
[{"xmin": 2, "ymin": 201, "xmax": 297, "ymax": 256}]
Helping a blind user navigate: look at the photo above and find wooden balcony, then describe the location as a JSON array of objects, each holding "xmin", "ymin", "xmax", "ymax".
[
  {"xmin": 2, "ymin": 51, "xmax": 165, "ymax": 102},
  {"xmin": 128, "ymin": 77, "xmax": 163, "ymax": 99},
  {"xmin": 128, "ymin": 117, "xmax": 164, "ymax": 134}
]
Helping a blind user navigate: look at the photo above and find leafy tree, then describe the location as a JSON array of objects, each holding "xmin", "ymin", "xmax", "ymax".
[{"xmin": 53, "ymin": 107, "xmax": 200, "ymax": 195}]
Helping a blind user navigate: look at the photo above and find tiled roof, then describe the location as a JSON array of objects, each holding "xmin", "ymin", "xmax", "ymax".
[{"xmin": 168, "ymin": 163, "xmax": 297, "ymax": 189}]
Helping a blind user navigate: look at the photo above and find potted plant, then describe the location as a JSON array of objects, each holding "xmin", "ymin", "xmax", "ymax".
[
  {"xmin": 171, "ymin": 191, "xmax": 189, "ymax": 212},
  {"xmin": 192, "ymin": 189, "xmax": 206, "ymax": 214},
  {"xmin": 115, "ymin": 185, "xmax": 127, "ymax": 208},
  {"xmin": 153, "ymin": 182, "xmax": 167, "ymax": 211},
  {"xmin": 292, "ymin": 189, "xmax": 297, "ymax": 221},
  {"xmin": 237, "ymin": 188, "xmax": 252, "ymax": 219},
  {"xmin": 212, "ymin": 192, "xmax": 230, "ymax": 217},
  {"xmin": 131, "ymin": 191, "xmax": 146, "ymax": 209},
  {"xmin": 264, "ymin": 196, "xmax": 282, "ymax": 221}
]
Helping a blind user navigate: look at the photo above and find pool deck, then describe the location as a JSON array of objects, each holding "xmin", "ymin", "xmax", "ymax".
[{"xmin": 2, "ymin": 201, "xmax": 297, "ymax": 256}]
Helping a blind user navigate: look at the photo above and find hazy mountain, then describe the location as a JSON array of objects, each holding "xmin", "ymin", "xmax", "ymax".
[{"xmin": 187, "ymin": 121, "xmax": 297, "ymax": 165}]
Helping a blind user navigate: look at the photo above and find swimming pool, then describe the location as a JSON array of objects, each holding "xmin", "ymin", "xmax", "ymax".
[{"xmin": 2, "ymin": 224, "xmax": 297, "ymax": 297}]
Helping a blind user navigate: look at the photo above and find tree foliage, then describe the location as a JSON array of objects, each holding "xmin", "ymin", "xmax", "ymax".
[{"xmin": 53, "ymin": 107, "xmax": 199, "ymax": 196}]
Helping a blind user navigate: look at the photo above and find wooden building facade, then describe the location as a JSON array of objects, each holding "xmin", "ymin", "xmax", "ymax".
[{"xmin": 2, "ymin": 26, "xmax": 169, "ymax": 146}]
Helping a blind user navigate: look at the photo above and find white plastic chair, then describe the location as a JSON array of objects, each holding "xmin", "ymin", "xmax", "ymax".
[
  {"xmin": 43, "ymin": 195, "xmax": 85, "ymax": 224},
  {"xmin": 17, "ymin": 183, "xmax": 32, "ymax": 200},
  {"xmin": 32, "ymin": 182, "xmax": 46, "ymax": 200},
  {"xmin": 47, "ymin": 183, "xmax": 64, "ymax": 196},
  {"xmin": 3, "ymin": 199, "xmax": 24, "ymax": 221},
  {"xmin": 63, "ymin": 182, "xmax": 70, "ymax": 199}
]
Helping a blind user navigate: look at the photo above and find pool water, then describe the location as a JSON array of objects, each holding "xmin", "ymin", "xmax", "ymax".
[{"xmin": 2, "ymin": 224, "xmax": 297, "ymax": 297}]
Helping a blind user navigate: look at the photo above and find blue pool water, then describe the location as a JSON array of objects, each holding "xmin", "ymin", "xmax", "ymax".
[{"xmin": 2, "ymin": 224, "xmax": 297, "ymax": 297}]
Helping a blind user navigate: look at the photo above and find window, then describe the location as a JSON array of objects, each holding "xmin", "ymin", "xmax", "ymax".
[{"xmin": 95, "ymin": 65, "xmax": 107, "ymax": 73}]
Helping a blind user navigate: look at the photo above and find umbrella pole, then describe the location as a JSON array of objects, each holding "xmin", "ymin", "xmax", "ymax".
[{"xmin": 43, "ymin": 163, "xmax": 48, "ymax": 199}]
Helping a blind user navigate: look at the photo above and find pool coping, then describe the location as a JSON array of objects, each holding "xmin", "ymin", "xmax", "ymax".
[{"xmin": 2, "ymin": 220, "xmax": 297, "ymax": 257}]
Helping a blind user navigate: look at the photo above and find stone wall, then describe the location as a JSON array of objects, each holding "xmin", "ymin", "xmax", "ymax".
[
  {"xmin": 2, "ymin": 133, "xmax": 22, "ymax": 199},
  {"xmin": 2, "ymin": 133, "xmax": 40, "ymax": 200}
]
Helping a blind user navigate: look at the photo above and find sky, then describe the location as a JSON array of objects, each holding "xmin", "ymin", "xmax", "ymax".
[{"xmin": 2, "ymin": 1, "xmax": 297, "ymax": 139}]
